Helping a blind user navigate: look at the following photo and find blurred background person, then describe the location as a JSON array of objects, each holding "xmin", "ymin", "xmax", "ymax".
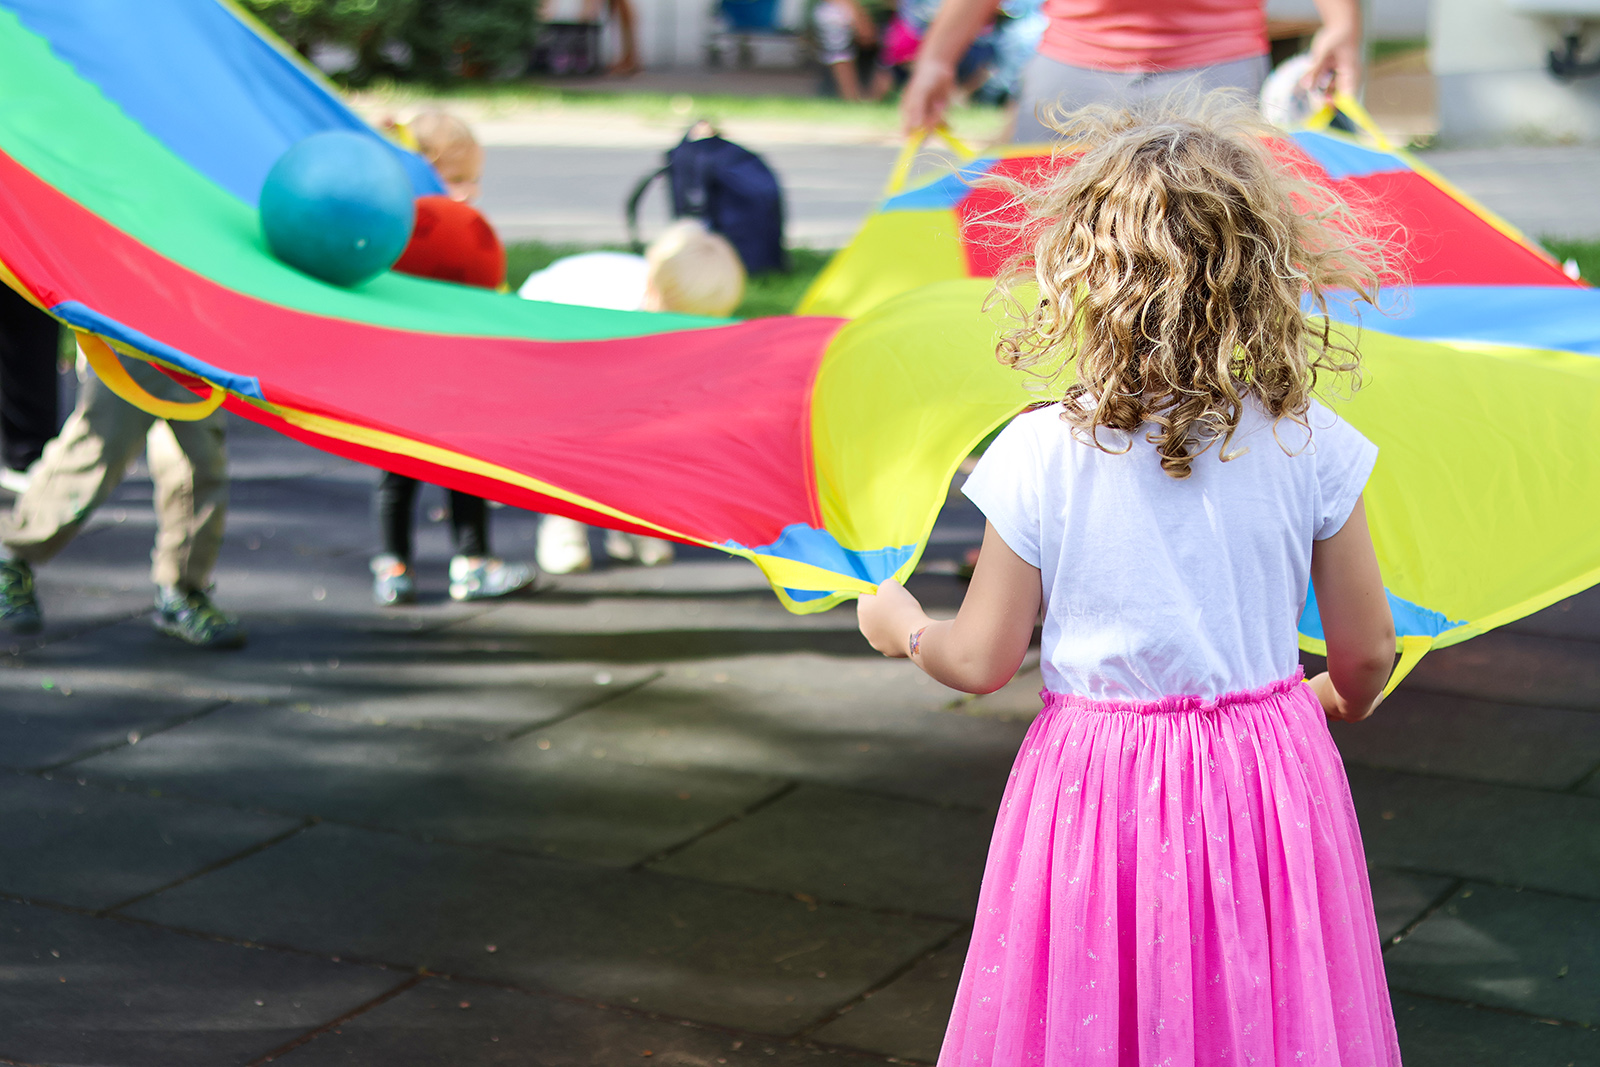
[
  {"xmin": 812, "ymin": 0, "xmax": 888, "ymax": 100},
  {"xmin": 0, "ymin": 284, "xmax": 61, "ymax": 494},
  {"xmin": 0, "ymin": 340, "xmax": 242, "ymax": 648},
  {"xmin": 371, "ymin": 110, "xmax": 535, "ymax": 606},
  {"xmin": 901, "ymin": 0, "xmax": 1362, "ymax": 141},
  {"xmin": 519, "ymin": 219, "xmax": 746, "ymax": 575}
]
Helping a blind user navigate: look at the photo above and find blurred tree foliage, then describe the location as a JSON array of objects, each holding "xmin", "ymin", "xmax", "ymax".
[{"xmin": 241, "ymin": 0, "xmax": 538, "ymax": 84}]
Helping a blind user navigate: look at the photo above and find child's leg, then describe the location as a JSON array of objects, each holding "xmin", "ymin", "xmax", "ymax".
[
  {"xmin": 447, "ymin": 490, "xmax": 488, "ymax": 558},
  {"xmin": 443, "ymin": 490, "xmax": 532, "ymax": 602},
  {"xmin": 1, "ymin": 357, "xmax": 155, "ymax": 567},
  {"xmin": 150, "ymin": 414, "xmax": 228, "ymax": 593},
  {"xmin": 814, "ymin": 2, "xmax": 862, "ymax": 100},
  {"xmin": 373, "ymin": 471, "xmax": 418, "ymax": 563}
]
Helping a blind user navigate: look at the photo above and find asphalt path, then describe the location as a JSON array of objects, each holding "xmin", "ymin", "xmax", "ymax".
[
  {"xmin": 482, "ymin": 141, "xmax": 1600, "ymax": 251},
  {"xmin": 482, "ymin": 143, "xmax": 902, "ymax": 248}
]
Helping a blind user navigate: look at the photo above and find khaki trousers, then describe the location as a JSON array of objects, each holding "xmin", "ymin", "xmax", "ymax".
[{"xmin": 0, "ymin": 355, "xmax": 227, "ymax": 590}]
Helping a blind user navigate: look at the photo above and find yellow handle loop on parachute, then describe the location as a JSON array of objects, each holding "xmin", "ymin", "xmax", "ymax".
[
  {"xmin": 1378, "ymin": 634, "xmax": 1432, "ymax": 701},
  {"xmin": 884, "ymin": 123, "xmax": 977, "ymax": 197},
  {"xmin": 1306, "ymin": 92, "xmax": 1394, "ymax": 152},
  {"xmin": 76, "ymin": 331, "xmax": 226, "ymax": 421}
]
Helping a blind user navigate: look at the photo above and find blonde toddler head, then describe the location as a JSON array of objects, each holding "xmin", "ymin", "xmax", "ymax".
[
  {"xmin": 409, "ymin": 110, "xmax": 483, "ymax": 203},
  {"xmin": 643, "ymin": 220, "xmax": 747, "ymax": 317}
]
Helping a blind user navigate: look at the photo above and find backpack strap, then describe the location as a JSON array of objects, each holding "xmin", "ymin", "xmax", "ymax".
[{"xmin": 625, "ymin": 165, "xmax": 670, "ymax": 254}]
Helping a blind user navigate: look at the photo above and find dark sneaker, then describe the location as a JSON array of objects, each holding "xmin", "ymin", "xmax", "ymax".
[
  {"xmin": 0, "ymin": 557, "xmax": 42, "ymax": 634},
  {"xmin": 370, "ymin": 553, "xmax": 416, "ymax": 607},
  {"xmin": 154, "ymin": 586, "xmax": 246, "ymax": 649}
]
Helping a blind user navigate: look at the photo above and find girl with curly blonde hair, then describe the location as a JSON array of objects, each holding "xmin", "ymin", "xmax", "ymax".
[{"xmin": 859, "ymin": 96, "xmax": 1402, "ymax": 1066}]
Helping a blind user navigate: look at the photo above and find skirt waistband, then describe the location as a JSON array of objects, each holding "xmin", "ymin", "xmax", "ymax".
[{"xmin": 1040, "ymin": 667, "xmax": 1306, "ymax": 716}]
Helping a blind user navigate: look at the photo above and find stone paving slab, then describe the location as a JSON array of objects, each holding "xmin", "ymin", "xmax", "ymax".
[
  {"xmin": 1329, "ymin": 689, "xmax": 1600, "ymax": 790},
  {"xmin": 289, "ymin": 662, "xmax": 660, "ymax": 739},
  {"xmin": 1347, "ymin": 765, "xmax": 1600, "ymax": 898},
  {"xmin": 275, "ymin": 980, "xmax": 879, "ymax": 1066},
  {"xmin": 1368, "ymin": 867, "xmax": 1457, "ymax": 944},
  {"xmin": 446, "ymin": 596, "xmax": 869, "ymax": 662},
  {"xmin": 7, "ymin": 614, "xmax": 505, "ymax": 703},
  {"xmin": 652, "ymin": 784, "xmax": 994, "ymax": 919},
  {"xmin": 78, "ymin": 702, "xmax": 784, "ymax": 867},
  {"xmin": 123, "ymin": 823, "xmax": 957, "ymax": 1033},
  {"xmin": 0, "ymin": 773, "xmax": 299, "ymax": 911},
  {"xmin": 541, "ymin": 654, "xmax": 1029, "ymax": 811},
  {"xmin": 1391, "ymin": 991, "xmax": 1600, "ymax": 1067},
  {"xmin": 1401, "ymin": 630, "xmax": 1600, "ymax": 711},
  {"xmin": 810, "ymin": 934, "xmax": 968, "ymax": 1063},
  {"xmin": 1385, "ymin": 883, "xmax": 1600, "ymax": 1026},
  {"xmin": 0, "ymin": 676, "xmax": 222, "ymax": 772},
  {"xmin": 1, "ymin": 518, "xmax": 165, "ymax": 651},
  {"xmin": 0, "ymin": 899, "xmax": 402, "ymax": 1067}
]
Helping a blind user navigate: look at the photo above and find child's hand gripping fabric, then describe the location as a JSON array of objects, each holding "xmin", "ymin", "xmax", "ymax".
[{"xmin": 858, "ymin": 521, "xmax": 1040, "ymax": 694}]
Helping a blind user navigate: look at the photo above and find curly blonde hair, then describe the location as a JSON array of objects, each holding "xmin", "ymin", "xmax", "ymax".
[{"xmin": 989, "ymin": 95, "xmax": 1392, "ymax": 478}]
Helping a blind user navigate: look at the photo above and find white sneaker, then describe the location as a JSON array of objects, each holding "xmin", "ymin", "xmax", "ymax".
[
  {"xmin": 448, "ymin": 555, "xmax": 535, "ymax": 602},
  {"xmin": 603, "ymin": 528, "xmax": 637, "ymax": 562},
  {"xmin": 604, "ymin": 530, "xmax": 676, "ymax": 567},
  {"xmin": 635, "ymin": 536, "xmax": 675, "ymax": 567},
  {"xmin": 537, "ymin": 515, "xmax": 592, "ymax": 575},
  {"xmin": 0, "ymin": 467, "xmax": 32, "ymax": 495}
]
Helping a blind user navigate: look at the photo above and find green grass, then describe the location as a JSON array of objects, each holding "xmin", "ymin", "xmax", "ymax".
[
  {"xmin": 1540, "ymin": 238, "xmax": 1598, "ymax": 282},
  {"xmin": 1371, "ymin": 38, "xmax": 1427, "ymax": 63},
  {"xmin": 505, "ymin": 240, "xmax": 834, "ymax": 318},
  {"xmin": 350, "ymin": 81, "xmax": 1009, "ymax": 137}
]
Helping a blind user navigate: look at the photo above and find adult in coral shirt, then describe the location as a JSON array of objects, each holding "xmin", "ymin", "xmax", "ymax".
[{"xmin": 902, "ymin": 0, "xmax": 1361, "ymax": 141}]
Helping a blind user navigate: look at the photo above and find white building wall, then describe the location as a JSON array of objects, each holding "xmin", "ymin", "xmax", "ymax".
[{"xmin": 1432, "ymin": 0, "xmax": 1600, "ymax": 142}]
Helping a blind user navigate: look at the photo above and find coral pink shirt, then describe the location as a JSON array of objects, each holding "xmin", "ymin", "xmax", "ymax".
[{"xmin": 1038, "ymin": 0, "xmax": 1267, "ymax": 73}]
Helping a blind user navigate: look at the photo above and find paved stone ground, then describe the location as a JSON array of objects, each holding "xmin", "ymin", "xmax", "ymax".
[{"xmin": 0, "ymin": 392, "xmax": 1596, "ymax": 1066}]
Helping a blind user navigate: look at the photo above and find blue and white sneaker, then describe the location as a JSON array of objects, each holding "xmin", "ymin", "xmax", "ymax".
[{"xmin": 448, "ymin": 555, "xmax": 535, "ymax": 602}]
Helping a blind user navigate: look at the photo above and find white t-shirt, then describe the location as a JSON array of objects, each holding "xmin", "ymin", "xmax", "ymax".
[
  {"xmin": 962, "ymin": 398, "xmax": 1377, "ymax": 701},
  {"xmin": 517, "ymin": 251, "xmax": 648, "ymax": 310}
]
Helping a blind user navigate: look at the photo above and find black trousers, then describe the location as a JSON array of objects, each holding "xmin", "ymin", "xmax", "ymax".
[
  {"xmin": 0, "ymin": 284, "xmax": 61, "ymax": 471},
  {"xmin": 374, "ymin": 471, "xmax": 488, "ymax": 562}
]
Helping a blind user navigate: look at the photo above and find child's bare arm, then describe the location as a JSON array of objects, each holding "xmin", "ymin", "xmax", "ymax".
[
  {"xmin": 1307, "ymin": 496, "xmax": 1394, "ymax": 721},
  {"xmin": 858, "ymin": 521, "xmax": 1041, "ymax": 694}
]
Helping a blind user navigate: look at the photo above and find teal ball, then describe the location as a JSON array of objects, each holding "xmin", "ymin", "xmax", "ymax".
[{"xmin": 260, "ymin": 132, "xmax": 415, "ymax": 287}]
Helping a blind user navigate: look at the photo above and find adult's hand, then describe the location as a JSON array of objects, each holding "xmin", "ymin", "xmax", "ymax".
[
  {"xmin": 901, "ymin": 58, "xmax": 958, "ymax": 134},
  {"xmin": 898, "ymin": 0, "xmax": 1003, "ymax": 134},
  {"xmin": 1303, "ymin": 0, "xmax": 1362, "ymax": 100}
]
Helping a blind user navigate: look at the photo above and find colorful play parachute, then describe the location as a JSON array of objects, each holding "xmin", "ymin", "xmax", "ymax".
[
  {"xmin": 802, "ymin": 113, "xmax": 1600, "ymax": 678},
  {"xmin": 3, "ymin": 0, "xmax": 1598, "ymax": 683},
  {"xmin": 0, "ymin": 0, "xmax": 1034, "ymax": 614}
]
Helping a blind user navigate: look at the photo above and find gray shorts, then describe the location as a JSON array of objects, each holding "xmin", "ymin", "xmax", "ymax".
[{"xmin": 1011, "ymin": 52, "xmax": 1271, "ymax": 143}]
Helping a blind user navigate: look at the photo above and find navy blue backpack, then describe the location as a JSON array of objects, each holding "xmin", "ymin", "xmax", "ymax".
[{"xmin": 627, "ymin": 125, "xmax": 787, "ymax": 275}]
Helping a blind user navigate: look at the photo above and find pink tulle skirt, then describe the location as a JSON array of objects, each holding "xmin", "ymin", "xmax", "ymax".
[{"xmin": 941, "ymin": 670, "xmax": 1401, "ymax": 1066}]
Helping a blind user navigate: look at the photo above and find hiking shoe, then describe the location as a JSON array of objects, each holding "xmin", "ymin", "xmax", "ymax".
[
  {"xmin": 0, "ymin": 557, "xmax": 42, "ymax": 634},
  {"xmin": 370, "ymin": 553, "xmax": 416, "ymax": 607},
  {"xmin": 448, "ymin": 555, "xmax": 535, "ymax": 602},
  {"xmin": 154, "ymin": 586, "xmax": 246, "ymax": 649}
]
